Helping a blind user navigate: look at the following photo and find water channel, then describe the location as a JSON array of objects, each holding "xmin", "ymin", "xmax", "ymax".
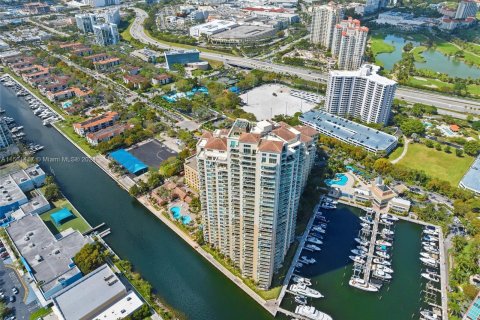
[
  {"xmin": 1, "ymin": 82, "xmax": 433, "ymax": 320},
  {"xmin": 376, "ymin": 34, "xmax": 480, "ymax": 79}
]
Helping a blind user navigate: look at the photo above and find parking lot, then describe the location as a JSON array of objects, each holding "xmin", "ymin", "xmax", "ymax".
[
  {"xmin": 0, "ymin": 256, "xmax": 39, "ymax": 320},
  {"xmin": 128, "ymin": 139, "xmax": 178, "ymax": 168}
]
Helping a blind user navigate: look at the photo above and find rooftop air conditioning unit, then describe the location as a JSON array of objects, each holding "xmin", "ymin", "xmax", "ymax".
[
  {"xmin": 35, "ymin": 254, "xmax": 42, "ymax": 262},
  {"xmin": 29, "ymin": 242, "xmax": 35, "ymax": 248}
]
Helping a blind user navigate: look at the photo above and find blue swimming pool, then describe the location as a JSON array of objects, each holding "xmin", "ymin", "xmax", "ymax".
[
  {"xmin": 171, "ymin": 206, "xmax": 181, "ymax": 219},
  {"xmin": 325, "ymin": 173, "xmax": 349, "ymax": 187}
]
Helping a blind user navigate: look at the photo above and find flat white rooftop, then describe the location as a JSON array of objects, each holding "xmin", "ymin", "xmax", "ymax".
[{"xmin": 93, "ymin": 292, "xmax": 143, "ymax": 320}]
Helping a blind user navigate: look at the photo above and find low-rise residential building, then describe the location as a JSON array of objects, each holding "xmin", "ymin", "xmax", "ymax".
[
  {"xmin": 183, "ymin": 155, "xmax": 199, "ymax": 191},
  {"xmin": 46, "ymin": 87, "xmax": 92, "ymax": 102},
  {"xmin": 151, "ymin": 74, "xmax": 173, "ymax": 86},
  {"xmin": 73, "ymin": 111, "xmax": 119, "ymax": 136},
  {"xmin": 84, "ymin": 53, "xmax": 108, "ymax": 62},
  {"xmin": 0, "ymin": 164, "xmax": 46, "ymax": 218},
  {"xmin": 24, "ymin": 2, "xmax": 51, "ymax": 14},
  {"xmin": 51, "ymin": 264, "xmax": 144, "ymax": 320},
  {"xmin": 93, "ymin": 57, "xmax": 120, "ymax": 71},
  {"xmin": 123, "ymin": 74, "xmax": 148, "ymax": 89},
  {"xmin": 86, "ymin": 124, "xmax": 130, "ymax": 146},
  {"xmin": 300, "ymin": 110, "xmax": 398, "ymax": 154}
]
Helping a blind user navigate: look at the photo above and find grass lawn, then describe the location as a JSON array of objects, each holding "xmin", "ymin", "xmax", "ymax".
[
  {"xmin": 54, "ymin": 121, "xmax": 98, "ymax": 157},
  {"xmin": 370, "ymin": 34, "xmax": 395, "ymax": 56},
  {"xmin": 40, "ymin": 198, "xmax": 91, "ymax": 234},
  {"xmin": 411, "ymin": 46, "xmax": 427, "ymax": 62},
  {"xmin": 387, "ymin": 143, "xmax": 404, "ymax": 160},
  {"xmin": 434, "ymin": 39, "xmax": 480, "ymax": 67},
  {"xmin": 121, "ymin": 19, "xmax": 133, "ymax": 42},
  {"xmin": 396, "ymin": 143, "xmax": 474, "ymax": 186},
  {"xmin": 30, "ymin": 307, "xmax": 52, "ymax": 320}
]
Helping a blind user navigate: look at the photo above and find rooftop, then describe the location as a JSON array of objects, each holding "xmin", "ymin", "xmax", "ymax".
[
  {"xmin": 330, "ymin": 64, "xmax": 396, "ymax": 86},
  {"xmin": 211, "ymin": 25, "xmax": 274, "ymax": 40},
  {"xmin": 300, "ymin": 110, "xmax": 397, "ymax": 152},
  {"xmin": 52, "ymin": 264, "xmax": 141, "ymax": 320},
  {"xmin": 459, "ymin": 155, "xmax": 480, "ymax": 194},
  {"xmin": 6, "ymin": 214, "xmax": 89, "ymax": 292}
]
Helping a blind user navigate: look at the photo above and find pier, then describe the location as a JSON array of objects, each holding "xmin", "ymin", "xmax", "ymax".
[{"xmin": 362, "ymin": 211, "xmax": 380, "ymax": 284}]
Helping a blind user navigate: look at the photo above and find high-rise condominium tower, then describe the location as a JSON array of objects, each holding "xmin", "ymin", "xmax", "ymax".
[
  {"xmin": 196, "ymin": 120, "xmax": 318, "ymax": 288},
  {"xmin": 325, "ymin": 64, "xmax": 397, "ymax": 125},
  {"xmin": 310, "ymin": 2, "xmax": 344, "ymax": 49},
  {"xmin": 331, "ymin": 17, "xmax": 369, "ymax": 70}
]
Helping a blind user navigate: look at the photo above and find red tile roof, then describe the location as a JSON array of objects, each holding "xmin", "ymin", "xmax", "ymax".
[
  {"xmin": 204, "ymin": 137, "xmax": 227, "ymax": 151},
  {"xmin": 272, "ymin": 126, "xmax": 297, "ymax": 141},
  {"xmin": 258, "ymin": 140, "xmax": 284, "ymax": 153},
  {"xmin": 239, "ymin": 132, "xmax": 261, "ymax": 144}
]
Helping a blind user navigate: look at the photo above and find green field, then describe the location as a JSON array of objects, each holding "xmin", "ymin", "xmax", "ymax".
[
  {"xmin": 54, "ymin": 121, "xmax": 98, "ymax": 157},
  {"xmin": 411, "ymin": 46, "xmax": 427, "ymax": 62},
  {"xmin": 396, "ymin": 143, "xmax": 474, "ymax": 186},
  {"xmin": 434, "ymin": 39, "xmax": 480, "ymax": 67},
  {"xmin": 387, "ymin": 143, "xmax": 404, "ymax": 160},
  {"xmin": 370, "ymin": 34, "xmax": 395, "ymax": 56},
  {"xmin": 407, "ymin": 77, "xmax": 480, "ymax": 98},
  {"xmin": 40, "ymin": 198, "xmax": 91, "ymax": 234}
]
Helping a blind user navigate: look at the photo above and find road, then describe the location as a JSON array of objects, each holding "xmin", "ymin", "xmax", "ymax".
[{"xmin": 130, "ymin": 8, "xmax": 480, "ymax": 115}]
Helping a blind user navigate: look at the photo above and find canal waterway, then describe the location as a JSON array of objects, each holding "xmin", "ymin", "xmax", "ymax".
[
  {"xmin": 279, "ymin": 205, "xmax": 430, "ymax": 320},
  {"xmin": 376, "ymin": 34, "xmax": 480, "ymax": 79},
  {"xmin": 0, "ymin": 83, "xmax": 273, "ymax": 320}
]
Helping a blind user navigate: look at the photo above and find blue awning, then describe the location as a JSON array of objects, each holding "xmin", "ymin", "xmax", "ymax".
[{"xmin": 109, "ymin": 149, "xmax": 148, "ymax": 175}]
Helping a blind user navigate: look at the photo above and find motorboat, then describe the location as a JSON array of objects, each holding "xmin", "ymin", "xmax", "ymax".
[
  {"xmin": 373, "ymin": 264, "xmax": 393, "ymax": 273},
  {"xmin": 323, "ymin": 197, "xmax": 338, "ymax": 204},
  {"xmin": 424, "ymin": 245, "xmax": 440, "ymax": 255},
  {"xmin": 307, "ymin": 237, "xmax": 323, "ymax": 245},
  {"xmin": 375, "ymin": 245, "xmax": 388, "ymax": 252},
  {"xmin": 376, "ymin": 251, "xmax": 390, "ymax": 259},
  {"xmin": 381, "ymin": 228, "xmax": 394, "ymax": 236},
  {"xmin": 292, "ymin": 275, "xmax": 312, "ymax": 286},
  {"xmin": 373, "ymin": 269, "xmax": 392, "ymax": 280},
  {"xmin": 305, "ymin": 244, "xmax": 321, "ymax": 252},
  {"xmin": 349, "ymin": 255, "xmax": 365, "ymax": 264},
  {"xmin": 420, "ymin": 310, "xmax": 441, "ymax": 320},
  {"xmin": 349, "ymin": 277, "xmax": 379, "ymax": 292},
  {"xmin": 423, "ymin": 229, "xmax": 439, "ymax": 237},
  {"xmin": 296, "ymin": 262, "xmax": 304, "ymax": 268},
  {"xmin": 375, "ymin": 240, "xmax": 392, "ymax": 247},
  {"xmin": 420, "ymin": 257, "xmax": 438, "ymax": 268},
  {"xmin": 300, "ymin": 256, "xmax": 316, "ymax": 265},
  {"xmin": 360, "ymin": 222, "xmax": 371, "ymax": 229},
  {"xmin": 356, "ymin": 245, "xmax": 368, "ymax": 251},
  {"xmin": 310, "ymin": 233, "xmax": 324, "ymax": 240},
  {"xmin": 316, "ymin": 216, "xmax": 329, "ymax": 223},
  {"xmin": 295, "ymin": 305, "xmax": 332, "ymax": 320},
  {"xmin": 422, "ymin": 241, "xmax": 438, "ymax": 248},
  {"xmin": 312, "ymin": 228, "xmax": 326, "ymax": 234},
  {"xmin": 354, "ymin": 238, "xmax": 369, "ymax": 246},
  {"xmin": 381, "ymin": 219, "xmax": 393, "ymax": 226},
  {"xmin": 379, "ymin": 233, "xmax": 393, "ymax": 241},
  {"xmin": 321, "ymin": 203, "xmax": 336, "ymax": 210},
  {"xmin": 380, "ymin": 214, "xmax": 399, "ymax": 221},
  {"xmin": 295, "ymin": 295, "xmax": 307, "ymax": 305},
  {"xmin": 373, "ymin": 257, "xmax": 391, "ymax": 266},
  {"xmin": 423, "ymin": 235, "xmax": 439, "ymax": 242},
  {"xmin": 421, "ymin": 273, "xmax": 440, "ymax": 282},
  {"xmin": 289, "ymin": 284, "xmax": 323, "ymax": 299},
  {"xmin": 359, "ymin": 216, "xmax": 373, "ymax": 224},
  {"xmin": 312, "ymin": 226, "xmax": 326, "ymax": 233},
  {"xmin": 351, "ymin": 249, "xmax": 367, "ymax": 256},
  {"xmin": 420, "ymin": 252, "xmax": 438, "ymax": 260}
]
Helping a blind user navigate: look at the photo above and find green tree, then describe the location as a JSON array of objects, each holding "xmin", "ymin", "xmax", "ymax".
[
  {"xmin": 435, "ymin": 143, "xmax": 442, "ymax": 151},
  {"xmin": 464, "ymin": 140, "xmax": 480, "ymax": 156},
  {"xmin": 373, "ymin": 158, "xmax": 393, "ymax": 175},
  {"xmin": 44, "ymin": 183, "xmax": 61, "ymax": 201},
  {"xmin": 73, "ymin": 242, "xmax": 107, "ymax": 274},
  {"xmin": 400, "ymin": 118, "xmax": 425, "ymax": 137},
  {"xmin": 455, "ymin": 148, "xmax": 464, "ymax": 157},
  {"xmin": 425, "ymin": 140, "xmax": 434, "ymax": 148},
  {"xmin": 444, "ymin": 145, "xmax": 451, "ymax": 153}
]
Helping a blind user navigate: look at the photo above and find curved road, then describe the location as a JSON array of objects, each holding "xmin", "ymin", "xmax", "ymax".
[{"xmin": 130, "ymin": 8, "xmax": 480, "ymax": 115}]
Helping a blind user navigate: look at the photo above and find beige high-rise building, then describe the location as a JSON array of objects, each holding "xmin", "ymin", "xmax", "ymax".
[
  {"xmin": 310, "ymin": 2, "xmax": 344, "ymax": 49},
  {"xmin": 196, "ymin": 120, "xmax": 318, "ymax": 289},
  {"xmin": 331, "ymin": 17, "xmax": 369, "ymax": 70}
]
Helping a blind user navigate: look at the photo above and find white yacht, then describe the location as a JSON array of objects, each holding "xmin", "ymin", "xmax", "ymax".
[
  {"xmin": 381, "ymin": 219, "xmax": 393, "ymax": 226},
  {"xmin": 375, "ymin": 251, "xmax": 390, "ymax": 259},
  {"xmin": 349, "ymin": 255, "xmax": 365, "ymax": 264},
  {"xmin": 423, "ymin": 245, "xmax": 440, "ymax": 255},
  {"xmin": 360, "ymin": 222, "xmax": 371, "ymax": 229},
  {"xmin": 305, "ymin": 244, "xmax": 321, "ymax": 252},
  {"xmin": 380, "ymin": 213, "xmax": 399, "ymax": 221},
  {"xmin": 423, "ymin": 228, "xmax": 439, "ymax": 236},
  {"xmin": 420, "ymin": 252, "xmax": 438, "ymax": 260},
  {"xmin": 295, "ymin": 295, "xmax": 307, "ymax": 305},
  {"xmin": 373, "ymin": 264, "xmax": 393, "ymax": 273},
  {"xmin": 354, "ymin": 238, "xmax": 369, "ymax": 246},
  {"xmin": 423, "ymin": 235, "xmax": 439, "ymax": 242},
  {"xmin": 307, "ymin": 237, "xmax": 323, "ymax": 245},
  {"xmin": 373, "ymin": 269, "xmax": 392, "ymax": 280},
  {"xmin": 359, "ymin": 216, "xmax": 373, "ymax": 224},
  {"xmin": 373, "ymin": 257, "xmax": 391, "ymax": 266},
  {"xmin": 420, "ymin": 309, "xmax": 441, "ymax": 320},
  {"xmin": 349, "ymin": 277, "xmax": 379, "ymax": 292},
  {"xmin": 312, "ymin": 228, "xmax": 325, "ymax": 234},
  {"xmin": 299, "ymin": 256, "xmax": 316, "ymax": 265},
  {"xmin": 421, "ymin": 273, "xmax": 440, "ymax": 282},
  {"xmin": 295, "ymin": 305, "xmax": 332, "ymax": 320},
  {"xmin": 292, "ymin": 275, "xmax": 312, "ymax": 286},
  {"xmin": 289, "ymin": 284, "xmax": 323, "ymax": 299},
  {"xmin": 351, "ymin": 249, "xmax": 367, "ymax": 256},
  {"xmin": 375, "ymin": 240, "xmax": 392, "ymax": 247},
  {"xmin": 420, "ymin": 257, "xmax": 438, "ymax": 268},
  {"xmin": 321, "ymin": 203, "xmax": 336, "ymax": 210}
]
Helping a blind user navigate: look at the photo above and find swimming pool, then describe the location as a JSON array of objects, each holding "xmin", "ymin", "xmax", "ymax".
[
  {"xmin": 325, "ymin": 173, "xmax": 349, "ymax": 187},
  {"xmin": 171, "ymin": 206, "xmax": 181, "ymax": 219}
]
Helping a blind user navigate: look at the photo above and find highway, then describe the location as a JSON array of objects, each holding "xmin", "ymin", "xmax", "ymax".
[{"xmin": 130, "ymin": 8, "xmax": 480, "ymax": 115}]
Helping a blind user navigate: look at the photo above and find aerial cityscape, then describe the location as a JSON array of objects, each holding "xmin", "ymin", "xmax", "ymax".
[{"xmin": 0, "ymin": 0, "xmax": 479, "ymax": 318}]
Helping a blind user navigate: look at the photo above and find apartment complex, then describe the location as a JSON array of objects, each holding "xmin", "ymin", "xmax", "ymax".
[
  {"xmin": 75, "ymin": 13, "xmax": 97, "ymax": 33},
  {"xmin": 184, "ymin": 155, "xmax": 199, "ymax": 191},
  {"xmin": 73, "ymin": 111, "xmax": 119, "ymax": 136},
  {"xmin": 0, "ymin": 119, "xmax": 14, "ymax": 149},
  {"xmin": 325, "ymin": 64, "xmax": 397, "ymax": 125},
  {"xmin": 455, "ymin": 0, "xmax": 478, "ymax": 19},
  {"xmin": 93, "ymin": 23, "xmax": 120, "ymax": 46},
  {"xmin": 331, "ymin": 17, "xmax": 368, "ymax": 70},
  {"xmin": 196, "ymin": 120, "xmax": 318, "ymax": 288},
  {"xmin": 310, "ymin": 3, "xmax": 343, "ymax": 49}
]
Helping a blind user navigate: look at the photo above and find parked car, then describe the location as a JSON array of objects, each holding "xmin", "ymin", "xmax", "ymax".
[
  {"xmin": 0, "ymin": 247, "xmax": 6, "ymax": 253},
  {"xmin": 8, "ymin": 295, "xmax": 15, "ymax": 303},
  {"xmin": 11, "ymin": 287, "xmax": 18, "ymax": 295}
]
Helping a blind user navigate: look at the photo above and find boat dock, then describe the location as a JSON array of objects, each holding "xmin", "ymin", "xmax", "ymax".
[
  {"xmin": 277, "ymin": 307, "xmax": 310, "ymax": 320},
  {"xmin": 437, "ymin": 228, "xmax": 448, "ymax": 320},
  {"xmin": 275, "ymin": 204, "xmax": 318, "ymax": 316},
  {"xmin": 362, "ymin": 211, "xmax": 380, "ymax": 283}
]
